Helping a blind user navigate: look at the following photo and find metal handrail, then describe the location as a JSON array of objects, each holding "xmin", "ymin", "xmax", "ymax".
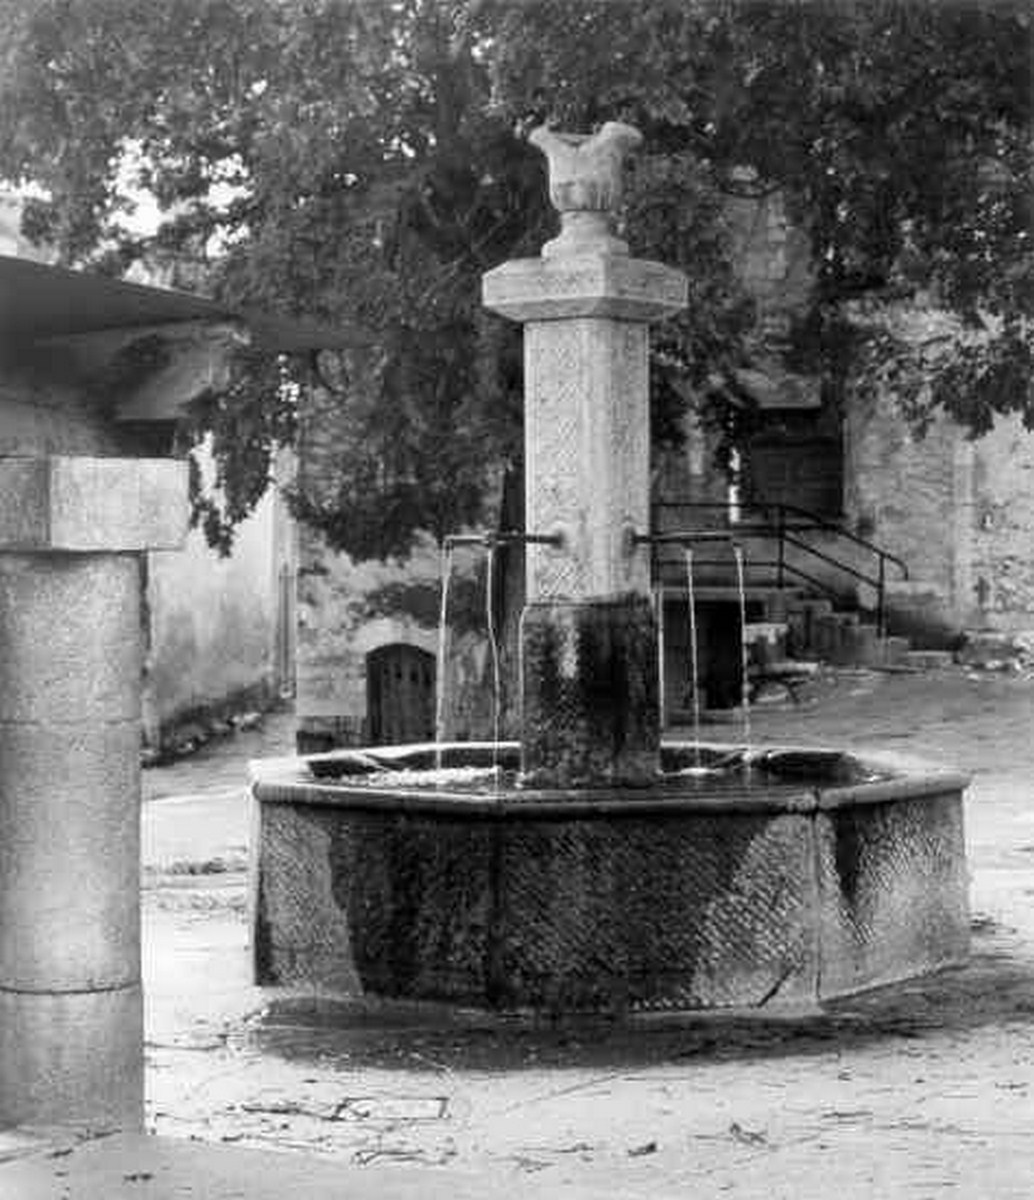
[
  {"xmin": 763, "ymin": 502, "xmax": 909, "ymax": 581},
  {"xmin": 650, "ymin": 500, "xmax": 909, "ymax": 636}
]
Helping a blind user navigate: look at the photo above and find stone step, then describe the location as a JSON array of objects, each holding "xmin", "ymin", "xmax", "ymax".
[
  {"xmin": 882, "ymin": 635, "xmax": 912, "ymax": 667},
  {"xmin": 785, "ymin": 598, "xmax": 834, "ymax": 658},
  {"xmin": 904, "ymin": 649, "xmax": 956, "ymax": 670},
  {"xmin": 811, "ymin": 611, "xmax": 865, "ymax": 664}
]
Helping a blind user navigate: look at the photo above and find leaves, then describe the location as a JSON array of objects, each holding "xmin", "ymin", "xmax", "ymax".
[{"xmin": 1, "ymin": 0, "xmax": 1031, "ymax": 558}]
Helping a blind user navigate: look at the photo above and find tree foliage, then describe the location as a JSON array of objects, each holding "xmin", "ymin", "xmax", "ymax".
[{"xmin": 1, "ymin": 0, "xmax": 1030, "ymax": 557}]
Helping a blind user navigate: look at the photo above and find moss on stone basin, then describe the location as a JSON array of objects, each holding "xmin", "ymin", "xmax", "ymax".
[{"xmin": 250, "ymin": 742, "xmax": 970, "ymax": 1014}]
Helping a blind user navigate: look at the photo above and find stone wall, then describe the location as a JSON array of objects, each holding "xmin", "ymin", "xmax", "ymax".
[
  {"xmin": 723, "ymin": 183, "xmax": 813, "ymax": 342},
  {"xmin": 1, "ymin": 343, "xmax": 288, "ymax": 742},
  {"xmin": 143, "ymin": 487, "xmax": 285, "ymax": 741},
  {"xmin": 846, "ymin": 383, "xmax": 1034, "ymax": 639}
]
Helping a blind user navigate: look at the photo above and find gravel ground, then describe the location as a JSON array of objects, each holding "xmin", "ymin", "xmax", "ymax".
[{"xmin": 141, "ymin": 670, "xmax": 1034, "ymax": 1197}]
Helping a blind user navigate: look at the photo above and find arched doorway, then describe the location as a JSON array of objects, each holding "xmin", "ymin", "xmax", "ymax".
[{"xmin": 366, "ymin": 643, "xmax": 436, "ymax": 745}]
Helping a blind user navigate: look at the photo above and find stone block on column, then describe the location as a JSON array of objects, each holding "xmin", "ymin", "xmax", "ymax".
[
  {"xmin": 0, "ymin": 455, "xmax": 187, "ymax": 551},
  {"xmin": 482, "ymin": 252, "xmax": 687, "ymax": 324}
]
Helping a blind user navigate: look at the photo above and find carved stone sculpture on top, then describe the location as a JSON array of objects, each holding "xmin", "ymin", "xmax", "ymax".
[{"xmin": 529, "ymin": 121, "xmax": 643, "ymax": 259}]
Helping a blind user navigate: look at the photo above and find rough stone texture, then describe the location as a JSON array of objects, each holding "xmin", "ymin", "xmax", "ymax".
[
  {"xmin": 0, "ymin": 455, "xmax": 187, "ymax": 551},
  {"xmin": 520, "ymin": 596, "xmax": 659, "ymax": 787},
  {"xmin": 251, "ymin": 802, "xmax": 362, "ymax": 995},
  {"xmin": 0, "ymin": 553, "xmax": 144, "ymax": 1129},
  {"xmin": 251, "ymin": 775, "xmax": 968, "ymax": 1013},
  {"xmin": 0, "ymin": 986, "xmax": 143, "ymax": 1130},
  {"xmin": 816, "ymin": 791, "xmax": 970, "ymax": 996},
  {"xmin": 523, "ymin": 319, "xmax": 651, "ymax": 599},
  {"xmin": 845, "ymin": 385, "xmax": 1034, "ymax": 638},
  {"xmin": 0, "ymin": 721, "xmax": 140, "ymax": 990},
  {"xmin": 0, "ymin": 554, "xmax": 141, "ymax": 721}
]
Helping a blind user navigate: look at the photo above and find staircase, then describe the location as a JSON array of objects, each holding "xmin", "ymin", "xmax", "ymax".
[{"xmin": 650, "ymin": 502, "xmax": 953, "ymax": 680}]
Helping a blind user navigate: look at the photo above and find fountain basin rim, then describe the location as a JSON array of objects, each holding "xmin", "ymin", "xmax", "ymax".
[{"xmin": 250, "ymin": 740, "xmax": 969, "ymax": 820}]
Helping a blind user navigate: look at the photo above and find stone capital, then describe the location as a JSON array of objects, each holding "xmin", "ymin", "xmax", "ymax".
[
  {"xmin": 482, "ymin": 253, "xmax": 688, "ymax": 325},
  {"xmin": 0, "ymin": 455, "xmax": 188, "ymax": 551}
]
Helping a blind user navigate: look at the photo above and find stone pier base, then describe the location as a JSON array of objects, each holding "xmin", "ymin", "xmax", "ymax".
[
  {"xmin": 520, "ymin": 595, "xmax": 659, "ymax": 787},
  {"xmin": 0, "ymin": 456, "xmax": 186, "ymax": 1130}
]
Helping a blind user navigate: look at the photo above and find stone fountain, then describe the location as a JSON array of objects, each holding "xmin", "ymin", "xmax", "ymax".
[{"xmin": 250, "ymin": 125, "xmax": 969, "ymax": 1013}]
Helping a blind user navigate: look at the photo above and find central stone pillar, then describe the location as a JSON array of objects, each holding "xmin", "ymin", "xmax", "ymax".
[
  {"xmin": 0, "ymin": 456, "xmax": 186, "ymax": 1130},
  {"xmin": 483, "ymin": 124, "xmax": 687, "ymax": 787}
]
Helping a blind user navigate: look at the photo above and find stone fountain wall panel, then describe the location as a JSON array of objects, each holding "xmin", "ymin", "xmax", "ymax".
[
  {"xmin": 253, "ymin": 803, "xmax": 364, "ymax": 994},
  {"xmin": 490, "ymin": 812, "xmax": 819, "ymax": 1011},
  {"xmin": 815, "ymin": 791, "xmax": 970, "ymax": 998},
  {"xmin": 254, "ymin": 804, "xmax": 494, "ymax": 1002},
  {"xmin": 253, "ymin": 769, "xmax": 970, "ymax": 1012},
  {"xmin": 334, "ymin": 813, "xmax": 494, "ymax": 1002},
  {"xmin": 254, "ymin": 796, "xmax": 830, "ymax": 1011}
]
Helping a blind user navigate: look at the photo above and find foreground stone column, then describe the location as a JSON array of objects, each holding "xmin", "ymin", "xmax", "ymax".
[
  {"xmin": 483, "ymin": 125, "xmax": 686, "ymax": 786},
  {"xmin": 0, "ymin": 456, "xmax": 186, "ymax": 1130}
]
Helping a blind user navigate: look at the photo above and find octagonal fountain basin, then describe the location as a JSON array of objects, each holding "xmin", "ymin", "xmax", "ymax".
[{"xmin": 250, "ymin": 742, "xmax": 970, "ymax": 1014}]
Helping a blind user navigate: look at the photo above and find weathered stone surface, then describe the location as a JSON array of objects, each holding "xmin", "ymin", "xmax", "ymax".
[
  {"xmin": 815, "ymin": 791, "xmax": 970, "ymax": 995},
  {"xmin": 0, "ymin": 551, "xmax": 145, "ymax": 1129},
  {"xmin": 520, "ymin": 596, "xmax": 659, "ymax": 787},
  {"xmin": 251, "ymin": 766, "xmax": 969, "ymax": 1013},
  {"xmin": 0, "ymin": 554, "xmax": 140, "ymax": 721},
  {"xmin": 0, "ymin": 455, "xmax": 187, "ymax": 551},
  {"xmin": 0, "ymin": 721, "xmax": 140, "ymax": 990},
  {"xmin": 0, "ymin": 985, "xmax": 143, "ymax": 1130},
  {"xmin": 523, "ymin": 318, "xmax": 651, "ymax": 600}
]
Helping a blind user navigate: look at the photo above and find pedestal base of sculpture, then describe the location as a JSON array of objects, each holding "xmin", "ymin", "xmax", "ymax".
[{"xmin": 520, "ymin": 595, "xmax": 659, "ymax": 788}]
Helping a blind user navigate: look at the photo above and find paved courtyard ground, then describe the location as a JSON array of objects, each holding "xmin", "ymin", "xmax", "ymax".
[{"xmin": 12, "ymin": 666, "xmax": 1032, "ymax": 1197}]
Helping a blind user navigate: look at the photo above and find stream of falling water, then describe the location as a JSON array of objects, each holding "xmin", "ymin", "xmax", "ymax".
[
  {"xmin": 484, "ymin": 543, "xmax": 503, "ymax": 783},
  {"xmin": 434, "ymin": 542, "xmax": 454, "ymax": 772},
  {"xmin": 732, "ymin": 543, "xmax": 753, "ymax": 758},
  {"xmin": 683, "ymin": 547, "xmax": 702, "ymax": 768}
]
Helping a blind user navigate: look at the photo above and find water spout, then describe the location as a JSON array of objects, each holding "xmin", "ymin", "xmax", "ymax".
[
  {"xmin": 684, "ymin": 547, "xmax": 702, "ymax": 769},
  {"xmin": 732, "ymin": 542, "xmax": 753, "ymax": 759},
  {"xmin": 485, "ymin": 542, "xmax": 502, "ymax": 784},
  {"xmin": 434, "ymin": 542, "xmax": 455, "ymax": 772}
]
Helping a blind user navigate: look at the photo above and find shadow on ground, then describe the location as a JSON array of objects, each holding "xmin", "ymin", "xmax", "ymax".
[{"xmin": 240, "ymin": 917, "xmax": 1034, "ymax": 1075}]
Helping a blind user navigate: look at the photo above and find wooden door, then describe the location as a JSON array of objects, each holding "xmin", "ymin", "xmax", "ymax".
[{"xmin": 366, "ymin": 644, "xmax": 436, "ymax": 746}]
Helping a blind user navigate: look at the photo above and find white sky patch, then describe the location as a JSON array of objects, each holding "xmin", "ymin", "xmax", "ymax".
[{"xmin": 115, "ymin": 138, "xmax": 250, "ymax": 251}]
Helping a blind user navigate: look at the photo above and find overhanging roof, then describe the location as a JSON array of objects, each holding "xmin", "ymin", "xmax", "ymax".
[{"xmin": 0, "ymin": 254, "xmax": 366, "ymax": 351}]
